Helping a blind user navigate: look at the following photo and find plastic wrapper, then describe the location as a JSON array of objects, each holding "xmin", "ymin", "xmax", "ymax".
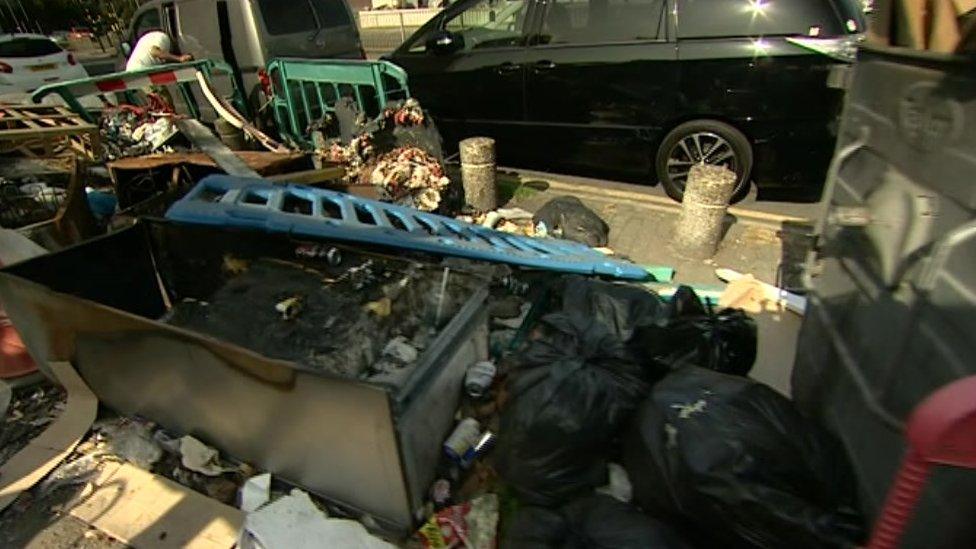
[
  {"xmin": 623, "ymin": 367, "xmax": 865, "ymax": 548},
  {"xmin": 418, "ymin": 494, "xmax": 498, "ymax": 549}
]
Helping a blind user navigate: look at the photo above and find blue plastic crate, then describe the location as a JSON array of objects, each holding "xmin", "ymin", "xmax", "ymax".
[{"xmin": 165, "ymin": 175, "xmax": 650, "ymax": 280}]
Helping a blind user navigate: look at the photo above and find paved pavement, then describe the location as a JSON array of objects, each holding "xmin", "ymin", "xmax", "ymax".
[
  {"xmin": 501, "ymin": 172, "xmax": 805, "ymax": 396},
  {"xmin": 509, "ymin": 167, "xmax": 827, "ymax": 223}
]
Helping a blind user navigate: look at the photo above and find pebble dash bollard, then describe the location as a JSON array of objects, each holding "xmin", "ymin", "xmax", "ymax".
[
  {"xmin": 672, "ymin": 164, "xmax": 737, "ymax": 259},
  {"xmin": 459, "ymin": 137, "xmax": 498, "ymax": 211}
]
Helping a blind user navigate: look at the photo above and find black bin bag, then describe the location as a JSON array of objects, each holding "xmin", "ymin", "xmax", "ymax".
[
  {"xmin": 503, "ymin": 495, "xmax": 691, "ymax": 549},
  {"xmin": 635, "ymin": 285, "xmax": 758, "ymax": 377},
  {"xmin": 495, "ymin": 278, "xmax": 665, "ymax": 506},
  {"xmin": 622, "ymin": 367, "xmax": 865, "ymax": 548}
]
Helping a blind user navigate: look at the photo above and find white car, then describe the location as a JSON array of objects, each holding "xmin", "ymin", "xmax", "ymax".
[{"xmin": 0, "ymin": 33, "xmax": 89, "ymax": 95}]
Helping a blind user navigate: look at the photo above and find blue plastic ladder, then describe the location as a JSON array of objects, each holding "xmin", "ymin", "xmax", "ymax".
[{"xmin": 165, "ymin": 176, "xmax": 650, "ymax": 280}]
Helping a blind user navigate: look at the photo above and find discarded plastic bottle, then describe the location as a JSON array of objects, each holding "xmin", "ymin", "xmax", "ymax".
[
  {"xmin": 465, "ymin": 360, "xmax": 497, "ymax": 399},
  {"xmin": 443, "ymin": 418, "xmax": 481, "ymax": 462}
]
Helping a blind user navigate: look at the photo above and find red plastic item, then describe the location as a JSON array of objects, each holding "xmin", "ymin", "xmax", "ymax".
[
  {"xmin": 867, "ymin": 376, "xmax": 976, "ymax": 549},
  {"xmin": 0, "ymin": 314, "xmax": 37, "ymax": 379}
]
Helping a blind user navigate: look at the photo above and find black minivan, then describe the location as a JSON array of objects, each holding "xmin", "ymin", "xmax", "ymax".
[{"xmin": 389, "ymin": 0, "xmax": 865, "ymax": 200}]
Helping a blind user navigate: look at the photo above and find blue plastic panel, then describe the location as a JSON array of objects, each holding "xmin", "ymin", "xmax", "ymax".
[{"xmin": 165, "ymin": 176, "xmax": 649, "ymax": 280}]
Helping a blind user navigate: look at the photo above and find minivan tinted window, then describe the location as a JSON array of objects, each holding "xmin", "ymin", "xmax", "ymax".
[
  {"xmin": 541, "ymin": 0, "xmax": 666, "ymax": 45},
  {"xmin": 676, "ymin": 0, "xmax": 848, "ymax": 39},
  {"xmin": 0, "ymin": 38, "xmax": 61, "ymax": 57},
  {"xmin": 257, "ymin": 0, "xmax": 319, "ymax": 35}
]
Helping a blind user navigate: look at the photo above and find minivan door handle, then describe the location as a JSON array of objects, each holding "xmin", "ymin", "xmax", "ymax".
[
  {"xmin": 495, "ymin": 62, "xmax": 521, "ymax": 75},
  {"xmin": 533, "ymin": 60, "xmax": 556, "ymax": 72}
]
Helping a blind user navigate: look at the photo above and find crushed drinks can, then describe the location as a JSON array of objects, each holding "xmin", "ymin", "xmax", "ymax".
[
  {"xmin": 464, "ymin": 360, "xmax": 497, "ymax": 399},
  {"xmin": 461, "ymin": 431, "xmax": 496, "ymax": 467},
  {"xmin": 443, "ymin": 418, "xmax": 481, "ymax": 461}
]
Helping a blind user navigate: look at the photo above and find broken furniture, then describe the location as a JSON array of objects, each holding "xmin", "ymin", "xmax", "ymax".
[
  {"xmin": 267, "ymin": 58, "xmax": 410, "ymax": 148},
  {"xmin": 0, "ymin": 105, "xmax": 100, "ymax": 159},
  {"xmin": 108, "ymin": 151, "xmax": 309, "ymax": 211},
  {"xmin": 166, "ymin": 175, "xmax": 649, "ymax": 279},
  {"xmin": 0, "ymin": 219, "xmax": 489, "ymax": 533}
]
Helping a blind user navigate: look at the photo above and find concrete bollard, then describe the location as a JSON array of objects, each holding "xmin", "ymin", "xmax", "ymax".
[
  {"xmin": 672, "ymin": 164, "xmax": 737, "ymax": 259},
  {"xmin": 459, "ymin": 137, "xmax": 498, "ymax": 211}
]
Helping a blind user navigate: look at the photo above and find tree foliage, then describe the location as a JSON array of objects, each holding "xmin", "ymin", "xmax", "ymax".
[{"xmin": 1, "ymin": 0, "xmax": 138, "ymax": 36}]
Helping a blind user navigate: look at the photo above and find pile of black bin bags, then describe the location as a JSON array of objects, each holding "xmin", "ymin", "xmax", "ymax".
[{"xmin": 496, "ymin": 278, "xmax": 865, "ymax": 548}]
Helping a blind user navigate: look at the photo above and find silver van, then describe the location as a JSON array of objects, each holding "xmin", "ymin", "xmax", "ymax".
[{"xmin": 121, "ymin": 0, "xmax": 365, "ymax": 114}]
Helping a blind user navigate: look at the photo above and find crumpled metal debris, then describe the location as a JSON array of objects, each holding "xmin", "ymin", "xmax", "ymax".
[
  {"xmin": 100, "ymin": 105, "xmax": 180, "ymax": 160},
  {"xmin": 366, "ymin": 147, "xmax": 449, "ymax": 212}
]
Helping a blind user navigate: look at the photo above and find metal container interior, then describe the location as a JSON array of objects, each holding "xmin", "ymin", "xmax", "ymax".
[{"xmin": 0, "ymin": 219, "xmax": 489, "ymax": 533}]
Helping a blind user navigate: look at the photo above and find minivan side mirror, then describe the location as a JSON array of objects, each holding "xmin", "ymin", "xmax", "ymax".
[
  {"xmin": 119, "ymin": 42, "xmax": 132, "ymax": 57},
  {"xmin": 426, "ymin": 30, "xmax": 463, "ymax": 55}
]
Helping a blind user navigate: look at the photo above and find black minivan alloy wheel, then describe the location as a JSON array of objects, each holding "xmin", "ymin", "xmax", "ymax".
[{"xmin": 655, "ymin": 120, "xmax": 753, "ymax": 202}]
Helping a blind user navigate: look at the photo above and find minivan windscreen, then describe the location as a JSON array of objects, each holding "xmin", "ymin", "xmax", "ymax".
[{"xmin": 0, "ymin": 38, "xmax": 62, "ymax": 57}]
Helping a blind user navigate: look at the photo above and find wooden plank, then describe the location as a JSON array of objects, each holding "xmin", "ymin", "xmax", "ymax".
[
  {"xmin": 0, "ymin": 125, "xmax": 98, "ymax": 138},
  {"xmin": 68, "ymin": 461, "xmax": 244, "ymax": 549},
  {"xmin": 268, "ymin": 166, "xmax": 346, "ymax": 186}
]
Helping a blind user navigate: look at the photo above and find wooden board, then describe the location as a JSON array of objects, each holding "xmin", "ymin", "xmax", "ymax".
[
  {"xmin": 67, "ymin": 461, "xmax": 244, "ymax": 549},
  {"xmin": 0, "ymin": 105, "xmax": 100, "ymax": 159}
]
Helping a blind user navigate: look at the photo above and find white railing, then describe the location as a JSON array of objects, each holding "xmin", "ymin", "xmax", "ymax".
[{"xmin": 357, "ymin": 8, "xmax": 443, "ymax": 29}]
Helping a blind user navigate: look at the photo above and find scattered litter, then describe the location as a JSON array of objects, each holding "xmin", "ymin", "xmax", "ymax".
[
  {"xmin": 716, "ymin": 268, "xmax": 807, "ymax": 315},
  {"xmin": 364, "ymin": 297, "xmax": 392, "ymax": 317},
  {"xmin": 623, "ymin": 367, "xmax": 865, "ymax": 548},
  {"xmin": 672, "ymin": 399, "xmax": 707, "ymax": 419},
  {"xmin": 239, "ymin": 489, "xmax": 393, "ymax": 549},
  {"xmin": 100, "ymin": 419, "xmax": 162, "ymax": 470},
  {"xmin": 383, "ymin": 336, "xmax": 419, "ymax": 364},
  {"xmin": 443, "ymin": 418, "xmax": 481, "ymax": 462},
  {"xmin": 596, "ymin": 463, "xmax": 633, "ymax": 504},
  {"xmin": 275, "ymin": 296, "xmax": 304, "ymax": 321},
  {"xmin": 38, "ymin": 449, "xmax": 107, "ymax": 495},
  {"xmin": 464, "ymin": 360, "xmax": 496, "ymax": 399},
  {"xmin": 100, "ymin": 105, "xmax": 181, "ymax": 160},
  {"xmin": 417, "ymin": 493, "xmax": 498, "ymax": 549},
  {"xmin": 533, "ymin": 196, "xmax": 610, "ymax": 247},
  {"xmin": 179, "ymin": 435, "xmax": 232, "ymax": 476},
  {"xmin": 429, "ymin": 478, "xmax": 452, "ymax": 510}
]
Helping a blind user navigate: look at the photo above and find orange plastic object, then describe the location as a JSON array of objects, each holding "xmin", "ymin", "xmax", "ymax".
[{"xmin": 0, "ymin": 313, "xmax": 37, "ymax": 379}]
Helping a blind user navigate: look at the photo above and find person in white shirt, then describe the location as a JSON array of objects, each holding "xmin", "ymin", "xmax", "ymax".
[{"xmin": 125, "ymin": 29, "xmax": 192, "ymax": 71}]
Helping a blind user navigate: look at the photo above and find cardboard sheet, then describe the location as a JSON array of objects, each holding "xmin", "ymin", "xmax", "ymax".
[
  {"xmin": 0, "ymin": 361, "xmax": 97, "ymax": 511},
  {"xmin": 68, "ymin": 460, "xmax": 244, "ymax": 549}
]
